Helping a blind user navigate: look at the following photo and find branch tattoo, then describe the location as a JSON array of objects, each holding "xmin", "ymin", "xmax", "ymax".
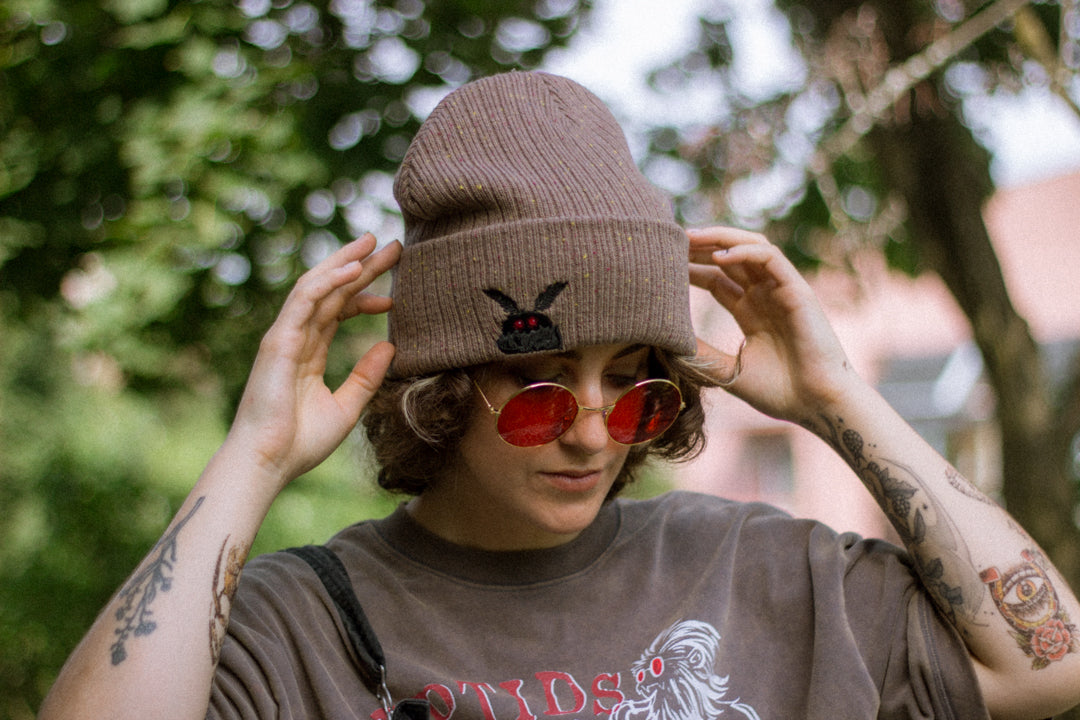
[
  {"xmin": 110, "ymin": 497, "xmax": 204, "ymax": 665},
  {"xmin": 811, "ymin": 414, "xmax": 980, "ymax": 627}
]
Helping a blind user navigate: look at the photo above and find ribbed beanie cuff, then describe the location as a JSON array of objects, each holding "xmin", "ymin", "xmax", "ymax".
[{"xmin": 389, "ymin": 71, "xmax": 695, "ymax": 377}]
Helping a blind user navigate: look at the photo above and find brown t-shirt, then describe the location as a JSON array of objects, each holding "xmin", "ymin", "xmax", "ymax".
[{"xmin": 209, "ymin": 491, "xmax": 987, "ymax": 719}]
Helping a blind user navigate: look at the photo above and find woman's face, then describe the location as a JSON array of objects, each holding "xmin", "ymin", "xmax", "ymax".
[{"xmin": 407, "ymin": 343, "xmax": 651, "ymax": 550}]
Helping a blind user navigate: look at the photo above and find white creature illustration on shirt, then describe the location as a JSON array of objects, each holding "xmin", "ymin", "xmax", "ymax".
[{"xmin": 613, "ymin": 620, "xmax": 760, "ymax": 720}]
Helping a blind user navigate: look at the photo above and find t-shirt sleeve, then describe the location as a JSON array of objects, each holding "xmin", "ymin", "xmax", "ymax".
[
  {"xmin": 207, "ymin": 552, "xmax": 370, "ymax": 720},
  {"xmin": 895, "ymin": 590, "xmax": 988, "ymax": 719},
  {"xmin": 623, "ymin": 493, "xmax": 990, "ymax": 718},
  {"xmin": 832, "ymin": 531, "xmax": 989, "ymax": 719}
]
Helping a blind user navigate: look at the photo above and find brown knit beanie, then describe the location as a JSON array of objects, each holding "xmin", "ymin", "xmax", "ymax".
[{"xmin": 388, "ymin": 71, "xmax": 696, "ymax": 377}]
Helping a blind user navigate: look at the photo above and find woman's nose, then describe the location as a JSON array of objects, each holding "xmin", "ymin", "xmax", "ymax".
[{"xmin": 558, "ymin": 386, "xmax": 612, "ymax": 452}]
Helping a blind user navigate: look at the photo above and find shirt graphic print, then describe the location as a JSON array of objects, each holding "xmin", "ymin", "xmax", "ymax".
[
  {"xmin": 375, "ymin": 620, "xmax": 760, "ymax": 720},
  {"xmin": 613, "ymin": 620, "xmax": 760, "ymax": 720}
]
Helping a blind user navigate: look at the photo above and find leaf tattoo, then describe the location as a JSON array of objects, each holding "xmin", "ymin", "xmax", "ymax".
[{"xmin": 209, "ymin": 535, "xmax": 248, "ymax": 664}]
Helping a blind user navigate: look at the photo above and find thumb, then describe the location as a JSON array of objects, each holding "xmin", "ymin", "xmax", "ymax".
[{"xmin": 333, "ymin": 341, "xmax": 396, "ymax": 421}]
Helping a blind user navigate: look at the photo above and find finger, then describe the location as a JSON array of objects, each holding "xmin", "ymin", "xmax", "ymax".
[
  {"xmin": 689, "ymin": 263, "xmax": 744, "ymax": 311},
  {"xmin": 337, "ymin": 292, "xmax": 393, "ymax": 320},
  {"xmin": 709, "ymin": 242, "xmax": 804, "ymax": 293},
  {"xmin": 325, "ymin": 240, "xmax": 402, "ymax": 322},
  {"xmin": 299, "ymin": 233, "xmax": 386, "ymax": 296},
  {"xmin": 690, "ymin": 250, "xmax": 758, "ymax": 294},
  {"xmin": 320, "ymin": 232, "xmax": 381, "ymax": 272},
  {"xmin": 297, "ymin": 238, "xmax": 400, "ymax": 330},
  {"xmin": 333, "ymin": 341, "xmax": 396, "ymax": 421},
  {"xmin": 687, "ymin": 225, "xmax": 767, "ymax": 243},
  {"xmin": 364, "ymin": 237, "xmax": 402, "ymax": 272},
  {"xmin": 255, "ymin": 238, "xmax": 380, "ymax": 375},
  {"xmin": 687, "ymin": 226, "xmax": 768, "ymax": 258},
  {"xmin": 273, "ymin": 241, "xmax": 372, "ymax": 331},
  {"xmin": 330, "ymin": 240, "xmax": 403, "ymax": 319},
  {"xmin": 293, "ymin": 234, "xmax": 381, "ymax": 306},
  {"xmin": 687, "ymin": 227, "xmax": 772, "ymax": 287},
  {"xmin": 306, "ymin": 235, "xmax": 386, "ymax": 305},
  {"xmin": 340, "ymin": 239, "xmax": 401, "ymax": 300}
]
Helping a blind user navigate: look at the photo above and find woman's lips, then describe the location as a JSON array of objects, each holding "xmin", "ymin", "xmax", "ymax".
[{"xmin": 541, "ymin": 469, "xmax": 603, "ymax": 492}]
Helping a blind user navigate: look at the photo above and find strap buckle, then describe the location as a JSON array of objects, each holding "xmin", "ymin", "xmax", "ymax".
[{"xmin": 377, "ymin": 664, "xmax": 394, "ymax": 719}]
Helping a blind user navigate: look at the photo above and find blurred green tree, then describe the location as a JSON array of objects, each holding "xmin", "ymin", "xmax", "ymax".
[
  {"xmin": 0, "ymin": 0, "xmax": 590, "ymax": 714},
  {"xmin": 640, "ymin": 7, "xmax": 1080, "ymax": 715}
]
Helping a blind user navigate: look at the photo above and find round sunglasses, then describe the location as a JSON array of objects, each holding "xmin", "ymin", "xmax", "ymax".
[{"xmin": 473, "ymin": 378, "xmax": 685, "ymax": 447}]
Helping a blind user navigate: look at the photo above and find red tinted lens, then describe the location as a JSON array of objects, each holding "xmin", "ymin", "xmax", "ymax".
[
  {"xmin": 606, "ymin": 381, "xmax": 682, "ymax": 445},
  {"xmin": 497, "ymin": 385, "xmax": 579, "ymax": 447}
]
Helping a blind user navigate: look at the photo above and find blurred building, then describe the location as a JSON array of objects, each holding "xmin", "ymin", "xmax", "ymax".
[{"xmin": 675, "ymin": 170, "xmax": 1080, "ymax": 538}]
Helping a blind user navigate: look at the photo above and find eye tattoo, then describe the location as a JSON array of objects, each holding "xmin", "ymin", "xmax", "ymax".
[{"xmin": 981, "ymin": 549, "xmax": 1079, "ymax": 669}]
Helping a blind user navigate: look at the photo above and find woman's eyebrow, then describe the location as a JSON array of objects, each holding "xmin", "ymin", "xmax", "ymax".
[
  {"xmin": 551, "ymin": 345, "xmax": 648, "ymax": 362},
  {"xmin": 613, "ymin": 344, "xmax": 648, "ymax": 360}
]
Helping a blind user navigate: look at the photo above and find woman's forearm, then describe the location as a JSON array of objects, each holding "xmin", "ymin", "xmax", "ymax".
[
  {"xmin": 806, "ymin": 377, "xmax": 1080, "ymax": 718},
  {"xmin": 38, "ymin": 236, "xmax": 398, "ymax": 719},
  {"xmin": 38, "ymin": 446, "xmax": 277, "ymax": 720}
]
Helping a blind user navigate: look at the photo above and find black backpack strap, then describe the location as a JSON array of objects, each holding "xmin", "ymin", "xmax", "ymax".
[{"xmin": 285, "ymin": 544, "xmax": 419, "ymax": 718}]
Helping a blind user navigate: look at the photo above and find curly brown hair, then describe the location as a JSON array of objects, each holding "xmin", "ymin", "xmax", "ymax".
[{"xmin": 361, "ymin": 348, "xmax": 721, "ymax": 497}]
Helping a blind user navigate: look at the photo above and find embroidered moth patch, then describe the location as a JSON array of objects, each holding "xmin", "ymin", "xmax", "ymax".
[{"xmin": 484, "ymin": 281, "xmax": 568, "ymax": 355}]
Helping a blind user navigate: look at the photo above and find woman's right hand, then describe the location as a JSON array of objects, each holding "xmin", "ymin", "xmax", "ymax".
[{"xmin": 223, "ymin": 233, "xmax": 401, "ymax": 493}]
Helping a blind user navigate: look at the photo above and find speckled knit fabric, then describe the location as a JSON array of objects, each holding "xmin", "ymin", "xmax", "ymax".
[{"xmin": 387, "ymin": 71, "xmax": 695, "ymax": 378}]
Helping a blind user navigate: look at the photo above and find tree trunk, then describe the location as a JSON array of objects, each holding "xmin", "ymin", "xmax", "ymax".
[
  {"xmin": 862, "ymin": 6, "xmax": 1080, "ymax": 716},
  {"xmin": 777, "ymin": 1, "xmax": 1080, "ymax": 714},
  {"xmin": 869, "ymin": 111, "xmax": 1080, "ymax": 557},
  {"xmin": 861, "ymin": 0, "xmax": 1080, "ymax": 582},
  {"xmin": 871, "ymin": 104, "xmax": 1080, "ymax": 720}
]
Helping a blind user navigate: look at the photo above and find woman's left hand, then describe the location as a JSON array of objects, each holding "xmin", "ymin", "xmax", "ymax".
[{"xmin": 687, "ymin": 226, "xmax": 858, "ymax": 422}]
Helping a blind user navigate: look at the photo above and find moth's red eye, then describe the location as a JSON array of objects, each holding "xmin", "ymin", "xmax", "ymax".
[{"xmin": 651, "ymin": 657, "xmax": 664, "ymax": 677}]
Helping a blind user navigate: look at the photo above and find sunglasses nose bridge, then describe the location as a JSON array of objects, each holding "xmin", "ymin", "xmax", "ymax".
[
  {"xmin": 556, "ymin": 396, "xmax": 616, "ymax": 451},
  {"xmin": 576, "ymin": 400, "xmax": 616, "ymax": 419}
]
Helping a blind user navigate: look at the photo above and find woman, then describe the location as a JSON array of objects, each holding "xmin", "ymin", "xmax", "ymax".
[{"xmin": 41, "ymin": 71, "xmax": 1080, "ymax": 719}]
